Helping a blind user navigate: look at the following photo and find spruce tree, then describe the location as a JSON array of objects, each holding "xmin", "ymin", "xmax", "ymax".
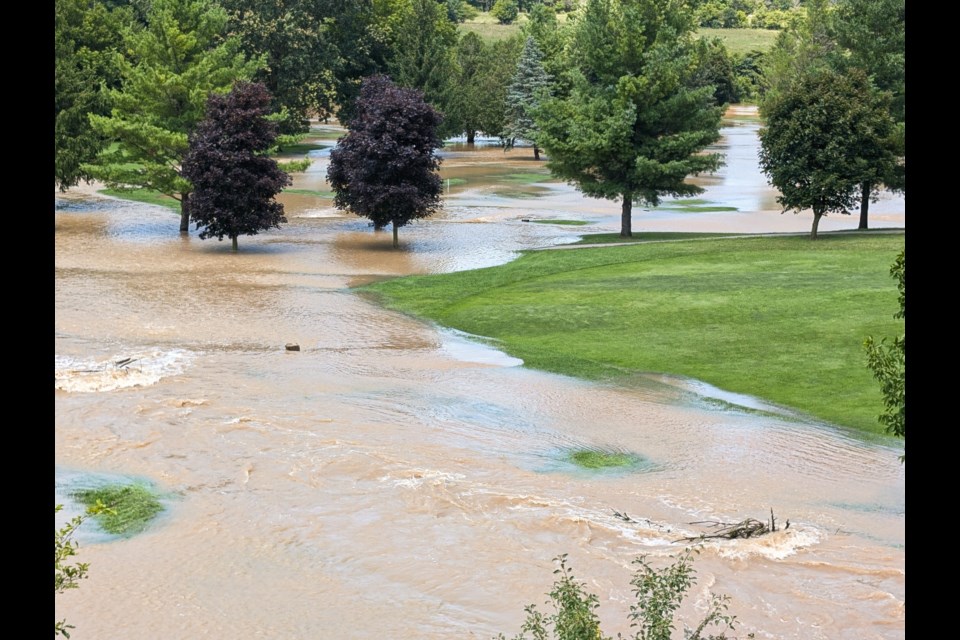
[
  {"xmin": 502, "ymin": 37, "xmax": 552, "ymax": 160},
  {"xmin": 86, "ymin": 0, "xmax": 262, "ymax": 234}
]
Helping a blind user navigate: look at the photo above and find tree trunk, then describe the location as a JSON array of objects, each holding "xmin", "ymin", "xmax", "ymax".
[
  {"xmin": 231, "ymin": 235, "xmax": 238, "ymax": 252},
  {"xmin": 392, "ymin": 221, "xmax": 399, "ymax": 248},
  {"xmin": 811, "ymin": 210, "xmax": 822, "ymax": 240},
  {"xmin": 179, "ymin": 192, "xmax": 191, "ymax": 234},
  {"xmin": 620, "ymin": 194, "xmax": 633, "ymax": 238},
  {"xmin": 533, "ymin": 146, "xmax": 541, "ymax": 161},
  {"xmin": 466, "ymin": 130, "xmax": 475, "ymax": 145},
  {"xmin": 858, "ymin": 181, "xmax": 871, "ymax": 230}
]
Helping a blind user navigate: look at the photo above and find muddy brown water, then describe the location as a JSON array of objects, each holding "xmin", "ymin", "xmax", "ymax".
[{"xmin": 55, "ymin": 107, "xmax": 904, "ymax": 639}]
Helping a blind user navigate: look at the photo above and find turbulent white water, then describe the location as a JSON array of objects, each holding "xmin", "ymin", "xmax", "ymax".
[{"xmin": 55, "ymin": 108, "xmax": 904, "ymax": 640}]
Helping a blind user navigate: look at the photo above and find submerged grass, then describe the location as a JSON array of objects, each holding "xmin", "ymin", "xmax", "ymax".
[
  {"xmin": 72, "ymin": 483, "xmax": 164, "ymax": 536},
  {"xmin": 99, "ymin": 188, "xmax": 180, "ymax": 211},
  {"xmin": 569, "ymin": 449, "xmax": 636, "ymax": 469},
  {"xmin": 364, "ymin": 233, "xmax": 905, "ymax": 434}
]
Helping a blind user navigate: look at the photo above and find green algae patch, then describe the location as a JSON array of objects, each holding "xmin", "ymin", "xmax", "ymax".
[{"xmin": 72, "ymin": 483, "xmax": 164, "ymax": 536}]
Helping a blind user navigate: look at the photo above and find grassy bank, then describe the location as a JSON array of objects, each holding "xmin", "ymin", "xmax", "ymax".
[{"xmin": 364, "ymin": 233, "xmax": 905, "ymax": 434}]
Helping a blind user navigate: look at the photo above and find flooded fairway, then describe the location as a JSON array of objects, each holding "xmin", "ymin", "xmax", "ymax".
[{"xmin": 55, "ymin": 107, "xmax": 904, "ymax": 639}]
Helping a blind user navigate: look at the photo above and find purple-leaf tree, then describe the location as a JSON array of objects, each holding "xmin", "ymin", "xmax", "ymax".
[
  {"xmin": 327, "ymin": 75, "xmax": 444, "ymax": 248},
  {"xmin": 182, "ymin": 81, "xmax": 291, "ymax": 251}
]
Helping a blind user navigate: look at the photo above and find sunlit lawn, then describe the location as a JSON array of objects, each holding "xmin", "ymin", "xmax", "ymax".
[{"xmin": 365, "ymin": 233, "xmax": 905, "ymax": 435}]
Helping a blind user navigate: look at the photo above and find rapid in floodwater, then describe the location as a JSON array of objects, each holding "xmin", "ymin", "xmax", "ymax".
[{"xmin": 55, "ymin": 107, "xmax": 904, "ymax": 639}]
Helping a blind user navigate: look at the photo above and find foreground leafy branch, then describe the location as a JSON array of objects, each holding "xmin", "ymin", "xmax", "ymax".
[
  {"xmin": 55, "ymin": 502, "xmax": 110, "ymax": 637},
  {"xmin": 863, "ymin": 249, "xmax": 905, "ymax": 461},
  {"xmin": 497, "ymin": 550, "xmax": 749, "ymax": 640}
]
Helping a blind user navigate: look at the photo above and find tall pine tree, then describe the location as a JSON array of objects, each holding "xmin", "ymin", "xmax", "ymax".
[{"xmin": 86, "ymin": 0, "xmax": 263, "ymax": 233}]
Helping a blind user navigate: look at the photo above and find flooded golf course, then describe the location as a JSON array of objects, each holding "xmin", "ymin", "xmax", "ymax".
[{"xmin": 55, "ymin": 107, "xmax": 905, "ymax": 639}]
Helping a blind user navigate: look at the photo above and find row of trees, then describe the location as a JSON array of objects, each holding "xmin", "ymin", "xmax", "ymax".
[
  {"xmin": 758, "ymin": 0, "xmax": 904, "ymax": 237},
  {"xmin": 56, "ymin": 0, "xmax": 760, "ymax": 234}
]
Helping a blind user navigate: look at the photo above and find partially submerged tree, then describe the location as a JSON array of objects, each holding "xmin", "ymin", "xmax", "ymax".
[
  {"xmin": 758, "ymin": 67, "xmax": 895, "ymax": 239},
  {"xmin": 327, "ymin": 75, "xmax": 444, "ymax": 248},
  {"xmin": 181, "ymin": 82, "xmax": 291, "ymax": 251},
  {"xmin": 534, "ymin": 0, "xmax": 724, "ymax": 237},
  {"xmin": 86, "ymin": 0, "xmax": 262, "ymax": 234},
  {"xmin": 502, "ymin": 36, "xmax": 552, "ymax": 160}
]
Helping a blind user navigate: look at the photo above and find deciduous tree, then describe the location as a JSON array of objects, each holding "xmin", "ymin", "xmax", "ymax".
[
  {"xmin": 758, "ymin": 68, "xmax": 895, "ymax": 239},
  {"xmin": 864, "ymin": 249, "xmax": 905, "ymax": 460},
  {"xmin": 327, "ymin": 75, "xmax": 444, "ymax": 248},
  {"xmin": 533, "ymin": 0, "xmax": 723, "ymax": 237},
  {"xmin": 86, "ymin": 0, "xmax": 262, "ymax": 233},
  {"xmin": 181, "ymin": 82, "xmax": 291, "ymax": 251}
]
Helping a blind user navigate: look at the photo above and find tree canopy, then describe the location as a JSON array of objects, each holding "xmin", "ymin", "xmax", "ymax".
[
  {"xmin": 181, "ymin": 82, "xmax": 291, "ymax": 251},
  {"xmin": 758, "ymin": 67, "xmax": 895, "ymax": 239},
  {"xmin": 327, "ymin": 75, "xmax": 444, "ymax": 248},
  {"xmin": 534, "ymin": 0, "xmax": 724, "ymax": 237},
  {"xmin": 85, "ymin": 0, "xmax": 262, "ymax": 233}
]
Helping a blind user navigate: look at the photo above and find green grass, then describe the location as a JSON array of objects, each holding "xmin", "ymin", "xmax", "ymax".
[
  {"xmin": 503, "ymin": 172, "xmax": 554, "ymax": 184},
  {"xmin": 459, "ymin": 12, "xmax": 525, "ymax": 42},
  {"xmin": 569, "ymin": 449, "xmax": 637, "ymax": 469},
  {"xmin": 573, "ymin": 232, "xmax": 740, "ymax": 244},
  {"xmin": 364, "ymin": 233, "xmax": 905, "ymax": 435},
  {"xmin": 656, "ymin": 199, "xmax": 738, "ymax": 213},
  {"xmin": 698, "ymin": 27, "xmax": 780, "ymax": 56},
  {"xmin": 72, "ymin": 483, "xmax": 164, "ymax": 536},
  {"xmin": 529, "ymin": 219, "xmax": 590, "ymax": 226},
  {"xmin": 275, "ymin": 142, "xmax": 325, "ymax": 154},
  {"xmin": 282, "ymin": 188, "xmax": 335, "ymax": 197},
  {"xmin": 99, "ymin": 188, "xmax": 180, "ymax": 211},
  {"xmin": 445, "ymin": 178, "xmax": 468, "ymax": 187}
]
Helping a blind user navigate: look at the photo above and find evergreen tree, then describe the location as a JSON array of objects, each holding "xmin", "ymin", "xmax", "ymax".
[
  {"xmin": 181, "ymin": 82, "xmax": 291, "ymax": 251},
  {"xmin": 534, "ymin": 0, "xmax": 723, "ymax": 237},
  {"xmin": 86, "ymin": 0, "xmax": 263, "ymax": 234},
  {"xmin": 327, "ymin": 75, "xmax": 444, "ymax": 248},
  {"xmin": 55, "ymin": 0, "xmax": 131, "ymax": 191},
  {"xmin": 502, "ymin": 37, "xmax": 552, "ymax": 160},
  {"xmin": 387, "ymin": 0, "xmax": 460, "ymax": 138}
]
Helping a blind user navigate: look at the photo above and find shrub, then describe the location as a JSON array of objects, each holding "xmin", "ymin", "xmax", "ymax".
[{"xmin": 497, "ymin": 550, "xmax": 747, "ymax": 640}]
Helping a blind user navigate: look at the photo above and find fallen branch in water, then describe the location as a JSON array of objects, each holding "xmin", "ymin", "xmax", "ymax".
[{"xmin": 677, "ymin": 509, "xmax": 788, "ymax": 542}]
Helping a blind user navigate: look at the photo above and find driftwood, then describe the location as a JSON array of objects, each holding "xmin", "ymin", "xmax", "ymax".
[{"xmin": 676, "ymin": 509, "xmax": 789, "ymax": 543}]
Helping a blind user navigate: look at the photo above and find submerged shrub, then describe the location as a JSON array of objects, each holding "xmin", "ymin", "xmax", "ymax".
[
  {"xmin": 72, "ymin": 483, "xmax": 163, "ymax": 536},
  {"xmin": 497, "ymin": 550, "xmax": 747, "ymax": 640}
]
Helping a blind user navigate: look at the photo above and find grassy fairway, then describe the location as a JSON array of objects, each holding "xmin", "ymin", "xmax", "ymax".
[{"xmin": 364, "ymin": 233, "xmax": 905, "ymax": 434}]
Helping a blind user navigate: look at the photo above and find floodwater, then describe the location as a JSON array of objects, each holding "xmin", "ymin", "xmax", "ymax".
[{"xmin": 55, "ymin": 107, "xmax": 904, "ymax": 639}]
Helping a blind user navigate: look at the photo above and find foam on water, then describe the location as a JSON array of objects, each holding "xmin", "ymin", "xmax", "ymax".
[{"xmin": 54, "ymin": 348, "xmax": 195, "ymax": 392}]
